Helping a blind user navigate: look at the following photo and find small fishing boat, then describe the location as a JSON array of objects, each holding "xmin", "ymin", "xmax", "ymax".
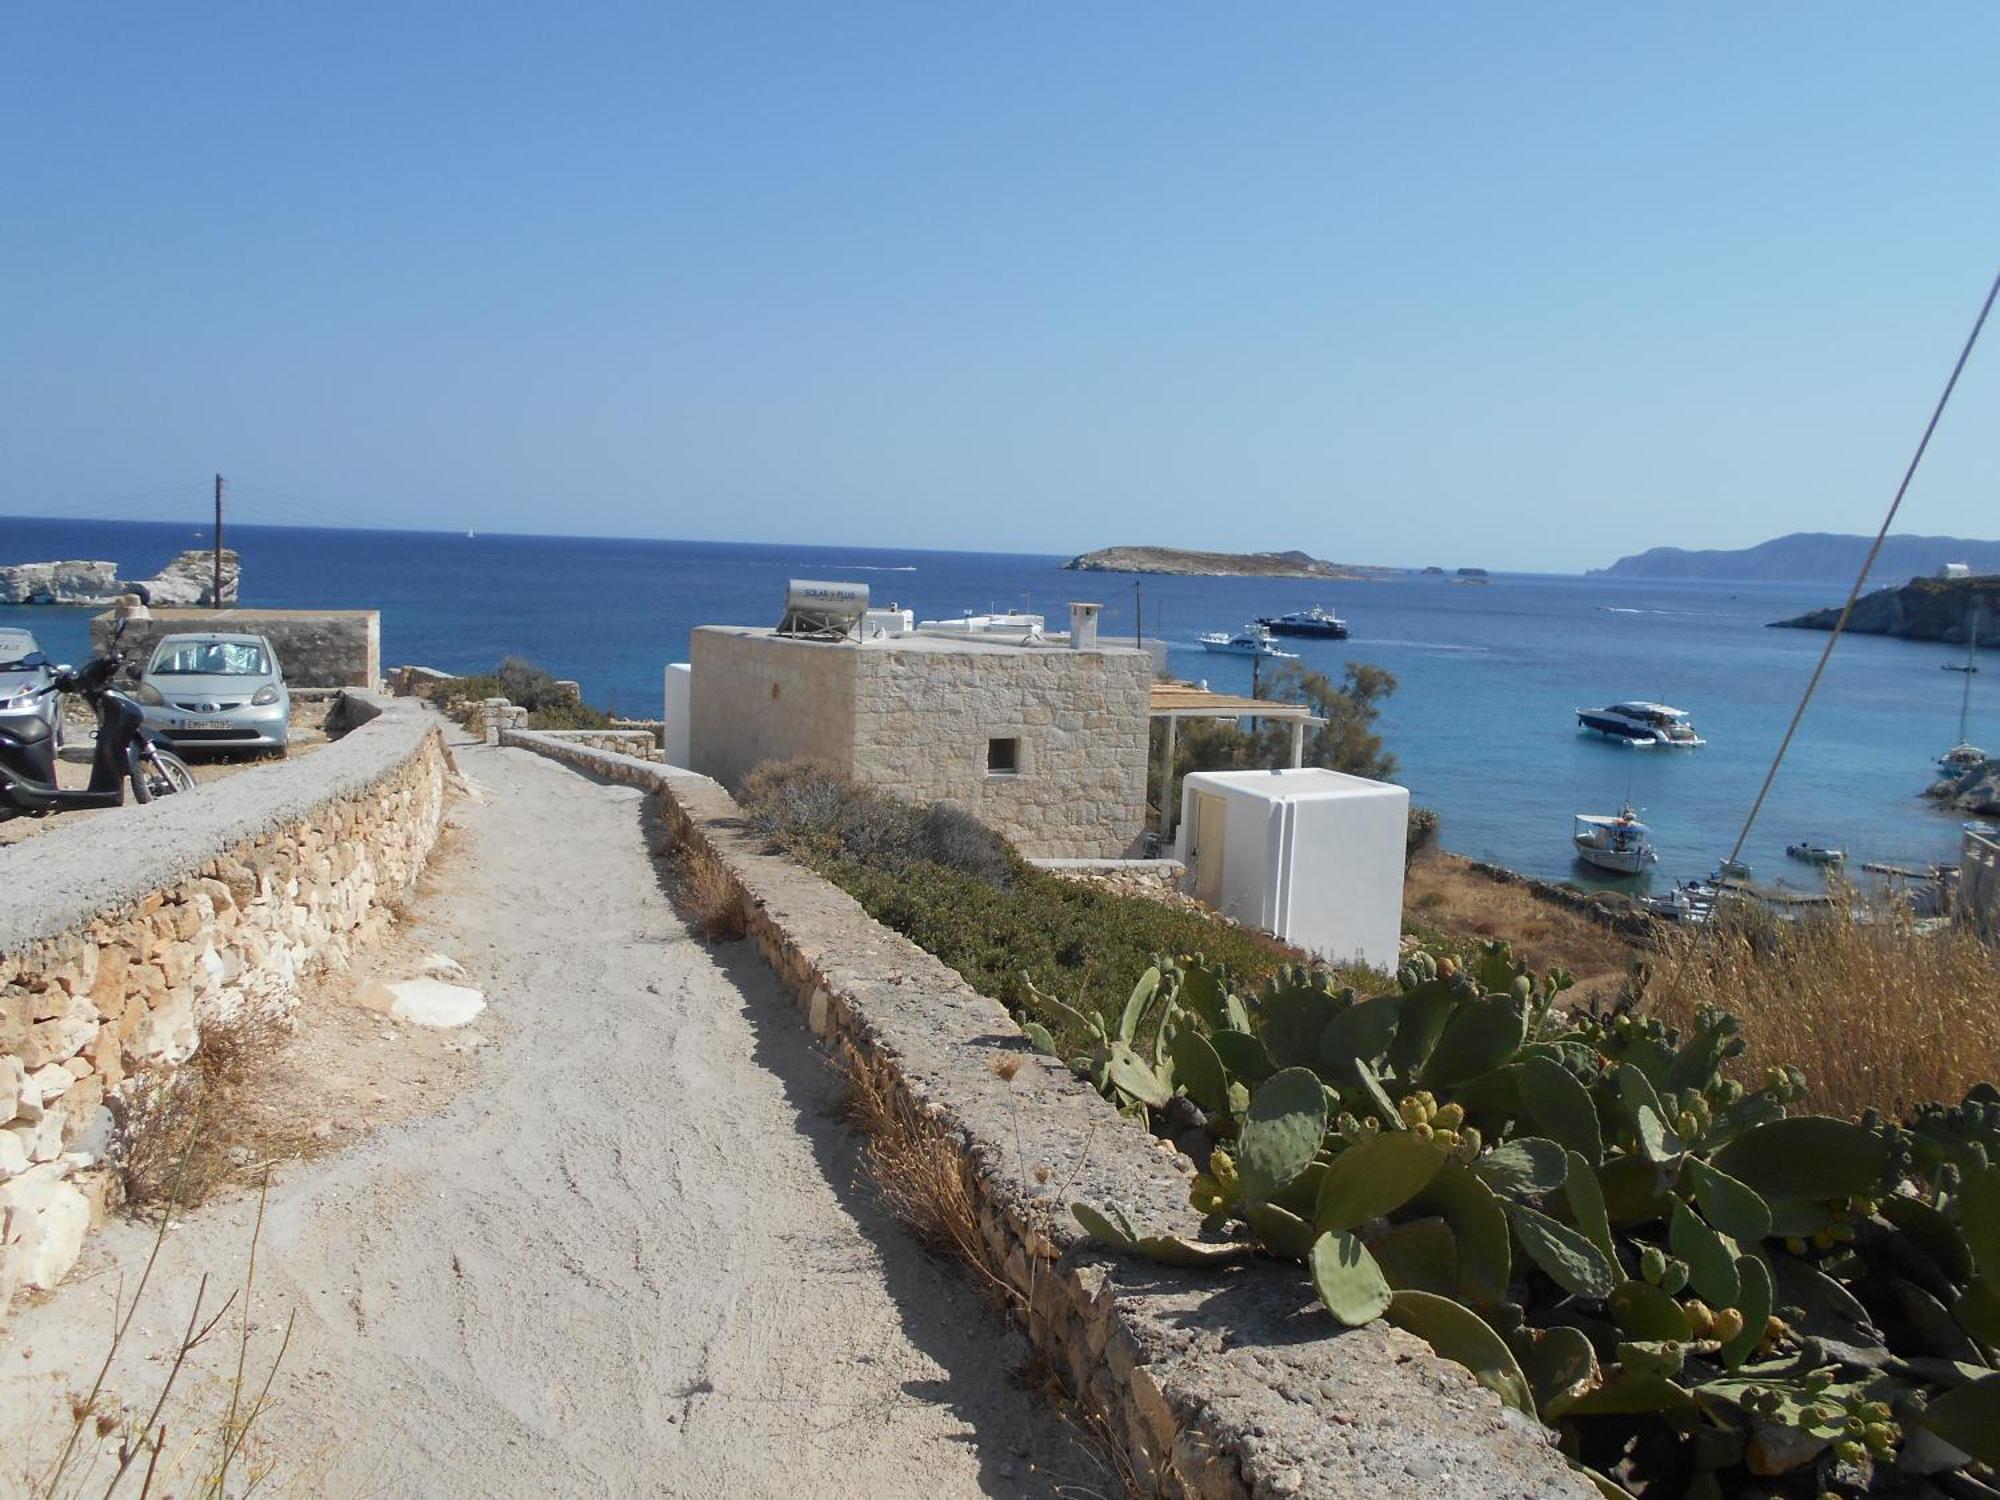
[
  {"xmin": 1199, "ymin": 624, "xmax": 1297, "ymax": 659},
  {"xmin": 1573, "ymin": 803, "xmax": 1658, "ymax": 874},
  {"xmin": 1255, "ymin": 605, "xmax": 1350, "ymax": 640},
  {"xmin": 1714, "ymin": 858, "xmax": 1753, "ymax": 882},
  {"xmin": 1576, "ymin": 701, "xmax": 1705, "ymax": 747},
  {"xmin": 1785, "ymin": 841, "xmax": 1846, "ymax": 868}
]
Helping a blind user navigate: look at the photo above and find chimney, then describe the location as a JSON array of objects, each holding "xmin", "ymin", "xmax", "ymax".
[{"xmin": 1068, "ymin": 602, "xmax": 1101, "ymax": 650}]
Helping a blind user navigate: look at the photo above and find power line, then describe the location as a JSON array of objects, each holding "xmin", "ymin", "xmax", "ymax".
[{"xmin": 1715, "ymin": 262, "xmax": 2000, "ymax": 879}]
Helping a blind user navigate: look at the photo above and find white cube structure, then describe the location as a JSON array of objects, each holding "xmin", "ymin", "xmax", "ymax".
[
  {"xmin": 1174, "ymin": 767, "xmax": 1409, "ymax": 972},
  {"xmin": 663, "ymin": 662, "xmax": 692, "ymax": 768}
]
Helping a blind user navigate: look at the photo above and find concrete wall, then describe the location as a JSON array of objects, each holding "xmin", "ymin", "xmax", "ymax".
[
  {"xmin": 93, "ymin": 609, "xmax": 382, "ymax": 689},
  {"xmin": 688, "ymin": 628, "xmax": 1151, "ymax": 859},
  {"xmin": 498, "ymin": 729, "xmax": 1589, "ymax": 1500},
  {"xmin": 0, "ymin": 697, "xmax": 450, "ymax": 1315}
]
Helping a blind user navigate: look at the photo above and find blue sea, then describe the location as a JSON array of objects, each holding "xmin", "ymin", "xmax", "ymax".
[{"xmin": 3, "ymin": 516, "xmax": 1987, "ymax": 887}]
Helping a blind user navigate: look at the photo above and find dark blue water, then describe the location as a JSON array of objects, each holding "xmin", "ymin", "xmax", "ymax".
[{"xmin": 3, "ymin": 516, "xmax": 1986, "ymax": 885}]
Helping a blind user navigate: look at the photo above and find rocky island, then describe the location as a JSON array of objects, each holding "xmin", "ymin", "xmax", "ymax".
[
  {"xmin": 1064, "ymin": 545, "xmax": 1382, "ymax": 579},
  {"xmin": 0, "ymin": 548, "xmax": 240, "ymax": 607},
  {"xmin": 1771, "ymin": 573, "xmax": 1999, "ymax": 645}
]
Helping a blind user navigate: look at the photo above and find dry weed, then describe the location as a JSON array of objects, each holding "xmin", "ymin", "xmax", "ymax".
[
  {"xmin": 114, "ymin": 1007, "xmax": 290, "ymax": 1214},
  {"xmin": 27, "ymin": 1160, "xmax": 294, "ymax": 1500},
  {"xmin": 1641, "ymin": 899, "xmax": 2000, "ymax": 1120},
  {"xmin": 674, "ymin": 841, "xmax": 749, "ymax": 941},
  {"xmin": 839, "ymin": 1054, "xmax": 1015, "ymax": 1306}
]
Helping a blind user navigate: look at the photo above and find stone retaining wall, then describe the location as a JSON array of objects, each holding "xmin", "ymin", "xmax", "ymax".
[
  {"xmin": 0, "ymin": 696, "xmax": 452, "ymax": 1316},
  {"xmin": 501, "ymin": 728, "xmax": 1588, "ymax": 1500}
]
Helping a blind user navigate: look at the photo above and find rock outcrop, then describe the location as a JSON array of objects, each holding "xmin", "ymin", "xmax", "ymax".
[
  {"xmin": 0, "ymin": 549, "xmax": 239, "ymax": 607},
  {"xmin": 0, "ymin": 560, "xmax": 122, "ymax": 604},
  {"xmin": 1064, "ymin": 545, "xmax": 1381, "ymax": 579},
  {"xmin": 1772, "ymin": 574, "xmax": 2000, "ymax": 646},
  {"xmin": 139, "ymin": 548, "xmax": 240, "ymax": 607},
  {"xmin": 1929, "ymin": 756, "xmax": 2000, "ymax": 817}
]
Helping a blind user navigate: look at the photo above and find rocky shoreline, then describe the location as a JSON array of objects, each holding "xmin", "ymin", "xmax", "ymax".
[
  {"xmin": 1063, "ymin": 544, "xmax": 1381, "ymax": 579},
  {"xmin": 0, "ymin": 548, "xmax": 240, "ymax": 608},
  {"xmin": 1771, "ymin": 572, "xmax": 1999, "ymax": 646}
]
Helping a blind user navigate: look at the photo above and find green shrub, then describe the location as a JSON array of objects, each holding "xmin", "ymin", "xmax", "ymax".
[
  {"xmin": 435, "ymin": 656, "xmax": 610, "ymax": 728},
  {"xmin": 738, "ymin": 760, "xmax": 1380, "ymax": 1044}
]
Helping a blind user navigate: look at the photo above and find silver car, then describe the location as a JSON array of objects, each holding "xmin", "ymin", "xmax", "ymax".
[
  {"xmin": 134, "ymin": 632, "xmax": 290, "ymax": 754},
  {"xmin": 0, "ymin": 626, "xmax": 64, "ymax": 752}
]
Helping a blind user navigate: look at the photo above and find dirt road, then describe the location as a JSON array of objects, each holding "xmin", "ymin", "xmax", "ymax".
[{"xmin": 3, "ymin": 740, "xmax": 1102, "ymax": 1497}]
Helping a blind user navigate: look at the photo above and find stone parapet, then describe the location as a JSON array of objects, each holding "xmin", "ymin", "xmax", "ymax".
[
  {"xmin": 499, "ymin": 728, "xmax": 1588, "ymax": 1500},
  {"xmin": 0, "ymin": 697, "xmax": 452, "ymax": 1317},
  {"xmin": 91, "ymin": 608, "xmax": 381, "ymax": 689}
]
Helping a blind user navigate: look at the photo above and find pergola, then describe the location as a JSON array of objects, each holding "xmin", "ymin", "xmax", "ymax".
[{"xmin": 1147, "ymin": 683, "xmax": 1324, "ymax": 839}]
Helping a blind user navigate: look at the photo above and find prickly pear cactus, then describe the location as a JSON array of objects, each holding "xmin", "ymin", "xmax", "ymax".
[{"xmin": 1065, "ymin": 941, "xmax": 2000, "ymax": 1496}]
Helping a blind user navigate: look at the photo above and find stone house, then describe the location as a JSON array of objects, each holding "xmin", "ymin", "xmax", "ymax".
[{"xmin": 686, "ymin": 612, "xmax": 1152, "ymax": 859}]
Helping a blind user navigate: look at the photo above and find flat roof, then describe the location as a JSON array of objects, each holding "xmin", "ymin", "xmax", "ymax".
[
  {"xmin": 1182, "ymin": 766, "xmax": 1403, "ymax": 800},
  {"xmin": 1150, "ymin": 682, "xmax": 1318, "ymax": 722},
  {"xmin": 693, "ymin": 624, "xmax": 1148, "ymax": 658}
]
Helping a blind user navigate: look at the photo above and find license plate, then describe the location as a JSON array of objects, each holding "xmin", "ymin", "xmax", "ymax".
[{"xmin": 179, "ymin": 718, "xmax": 233, "ymax": 730}]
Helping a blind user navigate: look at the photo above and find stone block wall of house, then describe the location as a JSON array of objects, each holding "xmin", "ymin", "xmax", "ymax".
[
  {"xmin": 687, "ymin": 629, "xmax": 859, "ymax": 790},
  {"xmin": 848, "ymin": 643, "xmax": 1151, "ymax": 858},
  {"xmin": 687, "ymin": 627, "xmax": 1151, "ymax": 858}
]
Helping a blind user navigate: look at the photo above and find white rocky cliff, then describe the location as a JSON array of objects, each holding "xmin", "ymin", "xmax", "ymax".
[{"xmin": 0, "ymin": 549, "xmax": 240, "ymax": 606}]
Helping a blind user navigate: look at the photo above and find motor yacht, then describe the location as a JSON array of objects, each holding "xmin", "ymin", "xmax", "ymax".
[
  {"xmin": 1254, "ymin": 605, "xmax": 1349, "ymax": 640},
  {"xmin": 1576, "ymin": 700, "xmax": 1705, "ymax": 747},
  {"xmin": 1199, "ymin": 624, "xmax": 1297, "ymax": 659}
]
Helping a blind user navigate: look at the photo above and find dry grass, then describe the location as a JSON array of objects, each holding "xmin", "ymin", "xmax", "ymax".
[
  {"xmin": 1402, "ymin": 851, "xmax": 1636, "ymax": 1007},
  {"xmin": 674, "ymin": 841, "xmax": 749, "ymax": 942},
  {"xmin": 1640, "ymin": 898, "xmax": 2000, "ymax": 1120},
  {"xmin": 114, "ymin": 1007, "xmax": 291, "ymax": 1214},
  {"xmin": 839, "ymin": 1052, "xmax": 1014, "ymax": 1306},
  {"xmin": 25, "ymin": 1164, "xmax": 293, "ymax": 1500}
]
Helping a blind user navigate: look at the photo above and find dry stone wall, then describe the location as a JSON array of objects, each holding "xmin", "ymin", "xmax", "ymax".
[
  {"xmin": 501, "ymin": 728, "xmax": 1589, "ymax": 1500},
  {"xmin": 0, "ymin": 697, "xmax": 450, "ymax": 1316}
]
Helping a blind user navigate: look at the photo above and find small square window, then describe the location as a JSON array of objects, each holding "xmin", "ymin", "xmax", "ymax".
[{"xmin": 986, "ymin": 736, "xmax": 1020, "ymax": 774}]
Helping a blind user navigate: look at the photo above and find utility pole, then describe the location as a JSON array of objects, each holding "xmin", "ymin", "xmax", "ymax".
[
  {"xmin": 212, "ymin": 473, "xmax": 225, "ymax": 609},
  {"xmin": 1134, "ymin": 580, "xmax": 1143, "ymax": 648}
]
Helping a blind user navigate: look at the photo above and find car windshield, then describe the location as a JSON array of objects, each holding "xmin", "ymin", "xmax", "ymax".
[
  {"xmin": 0, "ymin": 637, "xmax": 41, "ymax": 672},
  {"xmin": 149, "ymin": 641, "xmax": 269, "ymax": 676}
]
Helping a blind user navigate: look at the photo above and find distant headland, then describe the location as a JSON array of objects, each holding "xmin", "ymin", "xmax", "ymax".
[
  {"xmin": 1590, "ymin": 531, "xmax": 2000, "ymax": 583},
  {"xmin": 1772, "ymin": 572, "xmax": 1999, "ymax": 645},
  {"xmin": 1063, "ymin": 546, "xmax": 1386, "ymax": 580}
]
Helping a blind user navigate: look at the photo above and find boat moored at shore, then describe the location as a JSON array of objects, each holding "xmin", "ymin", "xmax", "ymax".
[
  {"xmin": 1577, "ymin": 700, "xmax": 1705, "ymax": 747},
  {"xmin": 1573, "ymin": 802, "xmax": 1658, "ymax": 874}
]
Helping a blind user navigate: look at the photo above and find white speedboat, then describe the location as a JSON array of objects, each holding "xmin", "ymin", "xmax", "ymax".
[
  {"xmin": 1786, "ymin": 841, "xmax": 1846, "ymax": 868},
  {"xmin": 1573, "ymin": 803, "xmax": 1658, "ymax": 874},
  {"xmin": 1199, "ymin": 624, "xmax": 1297, "ymax": 659},
  {"xmin": 1576, "ymin": 701, "xmax": 1705, "ymax": 747}
]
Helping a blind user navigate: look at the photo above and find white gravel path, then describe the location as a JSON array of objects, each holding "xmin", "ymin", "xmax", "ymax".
[{"xmin": 2, "ymin": 739, "xmax": 1104, "ymax": 1498}]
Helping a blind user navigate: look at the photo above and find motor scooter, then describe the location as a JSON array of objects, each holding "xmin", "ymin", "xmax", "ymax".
[{"xmin": 0, "ymin": 601, "xmax": 195, "ymax": 816}]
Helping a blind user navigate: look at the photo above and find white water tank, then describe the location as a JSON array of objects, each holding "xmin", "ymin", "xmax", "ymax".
[{"xmin": 1174, "ymin": 767, "xmax": 1409, "ymax": 971}]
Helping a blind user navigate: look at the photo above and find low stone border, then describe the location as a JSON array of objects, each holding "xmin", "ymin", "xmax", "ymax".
[
  {"xmin": 0, "ymin": 695, "xmax": 453, "ymax": 1316},
  {"xmin": 502, "ymin": 728, "xmax": 1588, "ymax": 1500},
  {"xmin": 1461, "ymin": 857, "xmax": 1659, "ymax": 943}
]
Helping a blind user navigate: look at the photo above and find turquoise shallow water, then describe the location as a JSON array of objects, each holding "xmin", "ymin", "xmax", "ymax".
[{"xmin": 3, "ymin": 516, "xmax": 1988, "ymax": 886}]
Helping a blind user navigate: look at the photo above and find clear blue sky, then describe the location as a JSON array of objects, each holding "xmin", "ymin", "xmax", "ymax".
[{"xmin": 4, "ymin": 3, "xmax": 1997, "ymax": 571}]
